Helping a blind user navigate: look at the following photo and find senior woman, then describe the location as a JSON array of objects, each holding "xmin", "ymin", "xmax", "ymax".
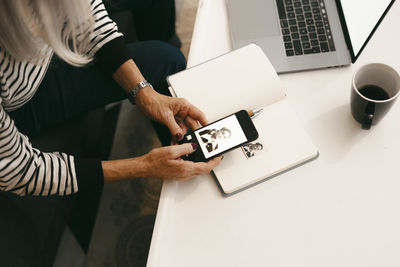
[
  {"xmin": 0, "ymin": 0, "xmax": 220, "ymax": 265},
  {"xmin": 0, "ymin": 0, "xmax": 220, "ymax": 195}
]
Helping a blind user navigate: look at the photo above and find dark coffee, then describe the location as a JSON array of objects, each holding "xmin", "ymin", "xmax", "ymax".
[{"xmin": 358, "ymin": 85, "xmax": 390, "ymax": 101}]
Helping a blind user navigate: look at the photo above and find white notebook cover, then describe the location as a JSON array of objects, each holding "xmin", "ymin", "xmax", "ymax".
[{"xmin": 167, "ymin": 44, "xmax": 318, "ymax": 195}]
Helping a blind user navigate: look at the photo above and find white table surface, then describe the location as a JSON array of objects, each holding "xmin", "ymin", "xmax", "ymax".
[{"xmin": 147, "ymin": 1, "xmax": 400, "ymax": 266}]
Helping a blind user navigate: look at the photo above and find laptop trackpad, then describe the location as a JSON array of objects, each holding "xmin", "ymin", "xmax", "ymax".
[{"xmin": 229, "ymin": 0, "xmax": 280, "ymax": 40}]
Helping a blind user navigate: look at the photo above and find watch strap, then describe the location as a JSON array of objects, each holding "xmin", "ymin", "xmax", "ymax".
[{"xmin": 127, "ymin": 80, "xmax": 152, "ymax": 104}]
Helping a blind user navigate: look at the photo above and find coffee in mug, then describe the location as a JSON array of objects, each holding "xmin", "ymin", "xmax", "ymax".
[{"xmin": 351, "ymin": 63, "xmax": 400, "ymax": 129}]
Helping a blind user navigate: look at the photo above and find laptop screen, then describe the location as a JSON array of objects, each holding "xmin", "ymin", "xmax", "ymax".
[{"xmin": 339, "ymin": 0, "xmax": 394, "ymax": 61}]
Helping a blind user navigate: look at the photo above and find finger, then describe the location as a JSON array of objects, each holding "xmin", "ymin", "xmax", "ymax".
[
  {"xmin": 175, "ymin": 160, "xmax": 209, "ymax": 181},
  {"xmin": 172, "ymin": 153, "xmax": 222, "ymax": 179},
  {"xmin": 184, "ymin": 116, "xmax": 200, "ymax": 130},
  {"xmin": 188, "ymin": 105, "xmax": 209, "ymax": 126},
  {"xmin": 178, "ymin": 158, "xmax": 221, "ymax": 178},
  {"xmin": 195, "ymin": 157, "xmax": 222, "ymax": 173},
  {"xmin": 169, "ymin": 143, "xmax": 198, "ymax": 159},
  {"xmin": 164, "ymin": 113, "xmax": 185, "ymax": 141},
  {"xmin": 177, "ymin": 119, "xmax": 190, "ymax": 134},
  {"xmin": 177, "ymin": 99, "xmax": 208, "ymax": 126}
]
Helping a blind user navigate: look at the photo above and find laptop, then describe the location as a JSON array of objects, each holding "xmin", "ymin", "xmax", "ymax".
[{"xmin": 226, "ymin": 0, "xmax": 395, "ymax": 73}]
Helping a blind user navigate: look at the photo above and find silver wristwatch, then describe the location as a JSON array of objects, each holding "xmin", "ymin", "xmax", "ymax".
[{"xmin": 127, "ymin": 80, "xmax": 152, "ymax": 104}]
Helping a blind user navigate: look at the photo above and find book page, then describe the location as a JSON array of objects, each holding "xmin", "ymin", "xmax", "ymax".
[
  {"xmin": 213, "ymin": 100, "xmax": 318, "ymax": 194},
  {"xmin": 168, "ymin": 44, "xmax": 318, "ymax": 195},
  {"xmin": 167, "ymin": 44, "xmax": 286, "ymax": 121}
]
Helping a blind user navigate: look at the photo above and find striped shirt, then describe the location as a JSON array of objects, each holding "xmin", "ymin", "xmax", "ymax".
[{"xmin": 0, "ymin": 0, "xmax": 124, "ymax": 196}]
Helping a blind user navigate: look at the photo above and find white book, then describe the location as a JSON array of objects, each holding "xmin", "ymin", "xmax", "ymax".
[{"xmin": 167, "ymin": 44, "xmax": 318, "ymax": 195}]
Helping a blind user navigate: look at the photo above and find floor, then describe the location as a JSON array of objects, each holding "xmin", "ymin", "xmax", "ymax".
[{"xmin": 53, "ymin": 1, "xmax": 199, "ymax": 266}]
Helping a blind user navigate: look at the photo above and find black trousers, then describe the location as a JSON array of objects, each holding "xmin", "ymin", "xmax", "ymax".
[
  {"xmin": 104, "ymin": 0, "xmax": 177, "ymax": 43},
  {"xmin": 1, "ymin": 41, "xmax": 186, "ymax": 267}
]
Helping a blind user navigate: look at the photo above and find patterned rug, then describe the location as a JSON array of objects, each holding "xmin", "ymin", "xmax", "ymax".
[
  {"xmin": 85, "ymin": 2, "xmax": 199, "ymax": 265},
  {"xmin": 84, "ymin": 104, "xmax": 161, "ymax": 267}
]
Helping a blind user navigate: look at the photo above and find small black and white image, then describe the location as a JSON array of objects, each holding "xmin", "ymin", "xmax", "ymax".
[
  {"xmin": 194, "ymin": 115, "xmax": 247, "ymax": 158},
  {"xmin": 242, "ymin": 142, "xmax": 264, "ymax": 159},
  {"xmin": 198, "ymin": 127, "xmax": 232, "ymax": 153}
]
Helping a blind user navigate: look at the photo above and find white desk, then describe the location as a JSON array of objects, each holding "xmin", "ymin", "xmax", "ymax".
[{"xmin": 148, "ymin": 1, "xmax": 400, "ymax": 266}]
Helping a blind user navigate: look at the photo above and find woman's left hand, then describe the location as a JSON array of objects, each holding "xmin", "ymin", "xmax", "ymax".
[{"xmin": 135, "ymin": 86, "xmax": 208, "ymax": 142}]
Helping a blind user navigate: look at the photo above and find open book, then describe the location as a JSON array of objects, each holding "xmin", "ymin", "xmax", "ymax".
[{"xmin": 167, "ymin": 44, "xmax": 318, "ymax": 195}]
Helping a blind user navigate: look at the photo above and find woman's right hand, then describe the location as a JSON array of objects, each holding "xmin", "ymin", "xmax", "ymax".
[
  {"xmin": 138, "ymin": 143, "xmax": 221, "ymax": 181},
  {"xmin": 102, "ymin": 143, "xmax": 222, "ymax": 183}
]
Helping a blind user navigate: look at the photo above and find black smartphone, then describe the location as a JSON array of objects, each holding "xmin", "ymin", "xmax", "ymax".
[{"xmin": 178, "ymin": 110, "xmax": 259, "ymax": 162}]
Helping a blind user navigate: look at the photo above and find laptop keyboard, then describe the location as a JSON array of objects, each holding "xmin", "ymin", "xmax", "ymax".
[{"xmin": 276, "ymin": 0, "xmax": 336, "ymax": 57}]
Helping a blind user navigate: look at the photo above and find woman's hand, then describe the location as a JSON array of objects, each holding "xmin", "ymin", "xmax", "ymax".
[
  {"xmin": 102, "ymin": 143, "xmax": 222, "ymax": 182},
  {"xmin": 135, "ymin": 86, "xmax": 208, "ymax": 141},
  {"xmin": 112, "ymin": 59, "xmax": 206, "ymax": 141},
  {"xmin": 108, "ymin": 60, "xmax": 221, "ymax": 182},
  {"xmin": 138, "ymin": 143, "xmax": 221, "ymax": 181}
]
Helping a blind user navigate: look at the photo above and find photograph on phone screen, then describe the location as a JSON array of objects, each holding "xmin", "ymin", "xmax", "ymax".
[
  {"xmin": 241, "ymin": 141, "xmax": 264, "ymax": 159},
  {"xmin": 194, "ymin": 115, "xmax": 247, "ymax": 158}
]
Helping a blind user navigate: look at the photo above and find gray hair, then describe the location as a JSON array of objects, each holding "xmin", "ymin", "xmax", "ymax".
[{"xmin": 0, "ymin": 0, "xmax": 95, "ymax": 66}]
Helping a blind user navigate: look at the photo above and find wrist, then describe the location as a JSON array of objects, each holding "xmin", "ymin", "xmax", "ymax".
[
  {"xmin": 135, "ymin": 85, "xmax": 159, "ymax": 106},
  {"xmin": 112, "ymin": 59, "xmax": 146, "ymax": 92},
  {"xmin": 127, "ymin": 80, "xmax": 153, "ymax": 104}
]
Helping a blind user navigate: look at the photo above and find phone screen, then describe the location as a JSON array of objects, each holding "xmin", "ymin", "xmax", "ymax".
[{"xmin": 194, "ymin": 114, "xmax": 247, "ymax": 159}]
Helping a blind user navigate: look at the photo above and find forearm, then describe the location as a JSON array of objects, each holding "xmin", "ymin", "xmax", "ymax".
[
  {"xmin": 101, "ymin": 157, "xmax": 147, "ymax": 183},
  {"xmin": 112, "ymin": 59, "xmax": 147, "ymax": 93}
]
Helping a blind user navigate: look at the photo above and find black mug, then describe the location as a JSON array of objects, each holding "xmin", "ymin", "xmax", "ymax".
[{"xmin": 351, "ymin": 63, "xmax": 400, "ymax": 129}]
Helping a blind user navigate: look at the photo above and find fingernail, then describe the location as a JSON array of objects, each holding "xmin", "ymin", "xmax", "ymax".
[
  {"xmin": 192, "ymin": 143, "xmax": 198, "ymax": 150},
  {"xmin": 175, "ymin": 133, "xmax": 183, "ymax": 141}
]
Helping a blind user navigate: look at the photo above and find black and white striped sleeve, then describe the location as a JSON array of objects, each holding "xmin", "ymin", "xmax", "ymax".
[
  {"xmin": 87, "ymin": 0, "xmax": 123, "ymax": 56},
  {"xmin": 88, "ymin": 0, "xmax": 132, "ymax": 75},
  {"xmin": 0, "ymin": 98, "xmax": 78, "ymax": 196}
]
